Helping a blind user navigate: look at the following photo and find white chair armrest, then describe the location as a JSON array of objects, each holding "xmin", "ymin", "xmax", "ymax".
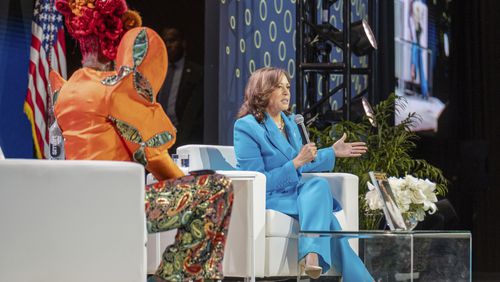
[
  {"xmin": 146, "ymin": 170, "xmax": 267, "ymax": 277},
  {"xmin": 177, "ymin": 145, "xmax": 237, "ymax": 170},
  {"xmin": 215, "ymin": 170, "xmax": 267, "ymax": 278}
]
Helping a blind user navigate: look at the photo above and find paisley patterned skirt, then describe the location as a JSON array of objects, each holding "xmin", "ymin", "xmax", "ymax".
[{"xmin": 145, "ymin": 173, "xmax": 233, "ymax": 282}]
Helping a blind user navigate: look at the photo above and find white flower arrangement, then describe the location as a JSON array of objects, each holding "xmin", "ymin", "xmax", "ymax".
[{"xmin": 365, "ymin": 175, "xmax": 439, "ymax": 224}]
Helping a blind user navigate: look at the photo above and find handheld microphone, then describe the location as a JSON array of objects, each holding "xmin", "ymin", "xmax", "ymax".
[
  {"xmin": 294, "ymin": 114, "xmax": 315, "ymax": 162},
  {"xmin": 294, "ymin": 114, "xmax": 311, "ymax": 145}
]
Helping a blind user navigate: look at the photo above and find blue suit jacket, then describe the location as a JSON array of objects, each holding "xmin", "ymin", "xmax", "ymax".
[{"xmin": 234, "ymin": 112, "xmax": 336, "ymax": 215}]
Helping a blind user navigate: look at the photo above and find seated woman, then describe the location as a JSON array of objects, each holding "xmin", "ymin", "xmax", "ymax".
[
  {"xmin": 233, "ymin": 67, "xmax": 373, "ymax": 281},
  {"xmin": 51, "ymin": 1, "xmax": 233, "ymax": 281}
]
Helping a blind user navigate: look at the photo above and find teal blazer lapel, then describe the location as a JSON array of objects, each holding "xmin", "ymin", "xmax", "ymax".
[
  {"xmin": 283, "ymin": 113, "xmax": 302, "ymax": 153},
  {"xmin": 263, "ymin": 112, "xmax": 296, "ymax": 160}
]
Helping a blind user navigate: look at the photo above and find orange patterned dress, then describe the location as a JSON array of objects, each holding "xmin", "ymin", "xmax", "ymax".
[{"xmin": 50, "ymin": 27, "xmax": 233, "ymax": 281}]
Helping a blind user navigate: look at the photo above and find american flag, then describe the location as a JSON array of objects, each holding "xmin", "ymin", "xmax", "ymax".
[{"xmin": 24, "ymin": 0, "xmax": 66, "ymax": 159}]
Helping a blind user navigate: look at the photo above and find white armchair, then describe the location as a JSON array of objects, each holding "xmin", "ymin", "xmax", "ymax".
[
  {"xmin": 0, "ymin": 160, "xmax": 147, "ymax": 282},
  {"xmin": 176, "ymin": 145, "xmax": 360, "ymax": 280}
]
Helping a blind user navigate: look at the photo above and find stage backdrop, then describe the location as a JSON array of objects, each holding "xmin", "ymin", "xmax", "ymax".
[
  {"xmin": 218, "ymin": 0, "xmax": 369, "ymax": 145},
  {"xmin": 0, "ymin": 0, "xmax": 34, "ymax": 158}
]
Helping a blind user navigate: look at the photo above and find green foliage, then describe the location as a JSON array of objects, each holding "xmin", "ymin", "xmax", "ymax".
[{"xmin": 309, "ymin": 94, "xmax": 448, "ymax": 229}]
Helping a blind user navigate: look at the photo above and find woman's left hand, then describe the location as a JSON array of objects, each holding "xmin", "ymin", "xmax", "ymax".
[{"xmin": 332, "ymin": 133, "xmax": 368, "ymax": 158}]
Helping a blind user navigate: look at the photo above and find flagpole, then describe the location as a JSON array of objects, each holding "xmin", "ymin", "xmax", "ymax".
[{"xmin": 46, "ymin": 0, "xmax": 56, "ymax": 157}]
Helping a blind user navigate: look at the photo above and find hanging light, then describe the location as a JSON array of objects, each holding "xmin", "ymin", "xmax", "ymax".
[
  {"xmin": 329, "ymin": 19, "xmax": 378, "ymax": 56},
  {"xmin": 361, "ymin": 96, "xmax": 377, "ymax": 127},
  {"xmin": 310, "ymin": 19, "xmax": 378, "ymax": 56},
  {"xmin": 349, "ymin": 20, "xmax": 378, "ymax": 56}
]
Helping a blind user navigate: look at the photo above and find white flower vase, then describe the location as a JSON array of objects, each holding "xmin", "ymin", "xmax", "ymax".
[
  {"xmin": 364, "ymin": 211, "xmax": 384, "ymax": 230},
  {"xmin": 403, "ymin": 212, "xmax": 419, "ymax": 230}
]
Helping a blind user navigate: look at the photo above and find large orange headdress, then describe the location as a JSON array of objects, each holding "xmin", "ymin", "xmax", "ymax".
[{"xmin": 55, "ymin": 0, "xmax": 142, "ymax": 62}]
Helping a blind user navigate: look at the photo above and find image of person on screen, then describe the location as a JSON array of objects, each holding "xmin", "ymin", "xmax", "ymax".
[
  {"xmin": 233, "ymin": 67, "xmax": 373, "ymax": 281},
  {"xmin": 408, "ymin": 0, "xmax": 429, "ymax": 98}
]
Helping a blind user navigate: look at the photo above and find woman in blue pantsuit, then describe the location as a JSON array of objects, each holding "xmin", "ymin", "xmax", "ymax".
[{"xmin": 233, "ymin": 67, "xmax": 373, "ymax": 281}]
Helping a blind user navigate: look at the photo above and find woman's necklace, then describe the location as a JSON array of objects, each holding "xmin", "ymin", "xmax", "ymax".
[{"xmin": 277, "ymin": 116, "xmax": 284, "ymax": 131}]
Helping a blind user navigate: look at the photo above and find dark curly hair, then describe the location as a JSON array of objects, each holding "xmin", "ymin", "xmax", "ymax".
[{"xmin": 237, "ymin": 67, "xmax": 291, "ymax": 123}]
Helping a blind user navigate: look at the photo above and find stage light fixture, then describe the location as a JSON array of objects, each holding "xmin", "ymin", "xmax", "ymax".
[
  {"xmin": 350, "ymin": 20, "xmax": 378, "ymax": 56},
  {"xmin": 310, "ymin": 19, "xmax": 378, "ymax": 56},
  {"xmin": 361, "ymin": 96, "xmax": 377, "ymax": 127},
  {"xmin": 329, "ymin": 19, "xmax": 377, "ymax": 56}
]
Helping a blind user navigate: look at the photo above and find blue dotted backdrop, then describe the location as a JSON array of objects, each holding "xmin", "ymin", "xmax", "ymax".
[{"xmin": 218, "ymin": 0, "xmax": 369, "ymax": 145}]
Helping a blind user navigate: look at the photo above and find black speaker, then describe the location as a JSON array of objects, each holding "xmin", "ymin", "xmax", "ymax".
[{"xmin": 415, "ymin": 199, "xmax": 460, "ymax": 230}]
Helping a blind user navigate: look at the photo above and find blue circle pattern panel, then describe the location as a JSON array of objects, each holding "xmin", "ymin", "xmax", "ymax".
[{"xmin": 219, "ymin": 0, "xmax": 369, "ymax": 145}]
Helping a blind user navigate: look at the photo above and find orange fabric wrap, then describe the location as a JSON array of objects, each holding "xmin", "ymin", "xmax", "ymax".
[{"xmin": 52, "ymin": 27, "xmax": 184, "ymax": 180}]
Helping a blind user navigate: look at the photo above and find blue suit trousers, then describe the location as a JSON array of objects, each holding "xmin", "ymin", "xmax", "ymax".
[{"xmin": 296, "ymin": 177, "xmax": 373, "ymax": 282}]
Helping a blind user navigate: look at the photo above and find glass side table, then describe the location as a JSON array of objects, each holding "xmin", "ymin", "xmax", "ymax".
[{"xmin": 298, "ymin": 230, "xmax": 471, "ymax": 282}]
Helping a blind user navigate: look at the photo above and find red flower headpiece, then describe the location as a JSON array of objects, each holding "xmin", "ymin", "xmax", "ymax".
[{"xmin": 55, "ymin": 0, "xmax": 142, "ymax": 61}]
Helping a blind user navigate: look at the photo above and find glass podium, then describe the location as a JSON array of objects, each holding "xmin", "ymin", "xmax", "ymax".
[{"xmin": 298, "ymin": 230, "xmax": 471, "ymax": 282}]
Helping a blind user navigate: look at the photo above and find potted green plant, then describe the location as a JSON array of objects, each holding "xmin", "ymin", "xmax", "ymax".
[{"xmin": 309, "ymin": 94, "xmax": 448, "ymax": 230}]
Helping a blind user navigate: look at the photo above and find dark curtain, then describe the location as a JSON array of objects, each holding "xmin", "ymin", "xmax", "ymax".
[
  {"xmin": 375, "ymin": 0, "xmax": 394, "ymax": 104},
  {"xmin": 449, "ymin": 0, "xmax": 500, "ymax": 276},
  {"xmin": 414, "ymin": 0, "xmax": 500, "ymax": 278}
]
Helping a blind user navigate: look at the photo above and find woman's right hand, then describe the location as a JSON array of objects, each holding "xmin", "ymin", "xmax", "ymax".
[{"xmin": 293, "ymin": 143, "xmax": 317, "ymax": 168}]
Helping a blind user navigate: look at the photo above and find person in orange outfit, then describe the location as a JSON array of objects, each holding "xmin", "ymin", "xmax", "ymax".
[{"xmin": 51, "ymin": 1, "xmax": 233, "ymax": 281}]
